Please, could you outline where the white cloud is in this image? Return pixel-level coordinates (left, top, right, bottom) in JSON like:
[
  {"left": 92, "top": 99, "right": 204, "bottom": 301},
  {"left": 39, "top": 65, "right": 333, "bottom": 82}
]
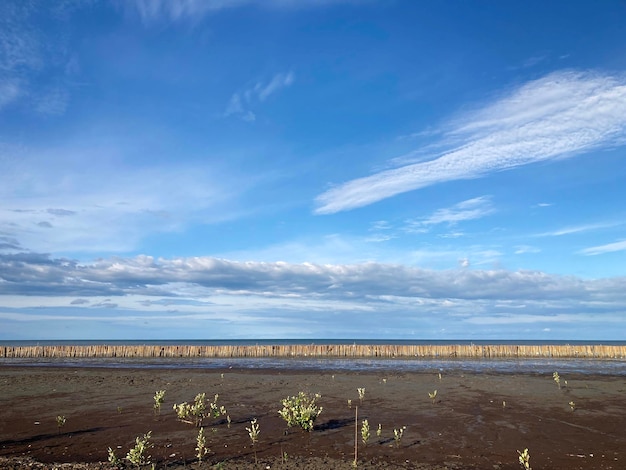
[
  {"left": 0, "top": 2, "right": 81, "bottom": 116},
  {"left": 315, "top": 70, "right": 626, "bottom": 214},
  {"left": 0, "top": 79, "right": 20, "bottom": 109},
  {"left": 514, "top": 245, "right": 541, "bottom": 255},
  {"left": 3, "top": 253, "right": 626, "bottom": 339},
  {"left": 422, "top": 196, "right": 494, "bottom": 226},
  {"left": 536, "top": 221, "right": 619, "bottom": 237},
  {"left": 225, "top": 72, "right": 295, "bottom": 121},
  {"left": 579, "top": 240, "right": 626, "bottom": 256},
  {"left": 0, "top": 144, "right": 243, "bottom": 254},
  {"left": 403, "top": 196, "right": 493, "bottom": 235},
  {"left": 257, "top": 72, "right": 294, "bottom": 101},
  {"left": 126, "top": 0, "right": 358, "bottom": 23}
]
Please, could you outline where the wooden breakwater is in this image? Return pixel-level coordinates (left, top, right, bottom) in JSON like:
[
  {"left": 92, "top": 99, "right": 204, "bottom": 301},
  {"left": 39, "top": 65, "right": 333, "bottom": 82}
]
[{"left": 1, "top": 344, "right": 625, "bottom": 359}]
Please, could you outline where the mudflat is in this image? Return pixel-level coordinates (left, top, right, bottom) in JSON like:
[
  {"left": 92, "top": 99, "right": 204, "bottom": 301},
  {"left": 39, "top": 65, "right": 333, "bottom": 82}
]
[{"left": 0, "top": 365, "right": 624, "bottom": 469}]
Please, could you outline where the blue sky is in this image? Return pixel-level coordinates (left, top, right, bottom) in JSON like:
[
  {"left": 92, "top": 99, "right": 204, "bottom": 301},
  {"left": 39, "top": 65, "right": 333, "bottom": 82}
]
[{"left": 2, "top": 0, "right": 626, "bottom": 340}]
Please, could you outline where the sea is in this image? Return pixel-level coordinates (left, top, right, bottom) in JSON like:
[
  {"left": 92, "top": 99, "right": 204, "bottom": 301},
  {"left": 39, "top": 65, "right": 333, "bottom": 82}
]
[{"left": 1, "top": 339, "right": 625, "bottom": 376}]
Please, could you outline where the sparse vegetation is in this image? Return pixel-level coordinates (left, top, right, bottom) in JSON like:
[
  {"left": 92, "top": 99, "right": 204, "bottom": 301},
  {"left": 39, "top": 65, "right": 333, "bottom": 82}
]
[
  {"left": 246, "top": 418, "right": 260, "bottom": 463},
  {"left": 357, "top": 387, "right": 365, "bottom": 402},
  {"left": 361, "top": 419, "right": 370, "bottom": 445},
  {"left": 393, "top": 426, "right": 406, "bottom": 447},
  {"left": 517, "top": 448, "right": 531, "bottom": 470},
  {"left": 56, "top": 415, "right": 66, "bottom": 434},
  {"left": 107, "top": 447, "right": 121, "bottom": 467},
  {"left": 376, "top": 423, "right": 382, "bottom": 437},
  {"left": 553, "top": 371, "right": 561, "bottom": 389},
  {"left": 173, "top": 393, "right": 227, "bottom": 427},
  {"left": 153, "top": 390, "right": 165, "bottom": 415},
  {"left": 126, "top": 431, "right": 152, "bottom": 468},
  {"left": 196, "top": 427, "right": 209, "bottom": 462},
  {"left": 279, "top": 391, "right": 322, "bottom": 432},
  {"left": 428, "top": 389, "right": 438, "bottom": 404}
]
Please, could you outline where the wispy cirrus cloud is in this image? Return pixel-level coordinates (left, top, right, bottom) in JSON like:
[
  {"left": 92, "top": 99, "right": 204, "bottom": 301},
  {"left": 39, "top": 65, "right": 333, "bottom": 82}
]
[
  {"left": 0, "top": 1, "right": 82, "bottom": 115},
  {"left": 225, "top": 72, "right": 294, "bottom": 121},
  {"left": 535, "top": 221, "right": 620, "bottom": 237},
  {"left": 401, "top": 196, "right": 493, "bottom": 237},
  {"left": 579, "top": 240, "right": 626, "bottom": 256},
  {"left": 126, "top": 0, "right": 359, "bottom": 23},
  {"left": 421, "top": 196, "right": 494, "bottom": 226},
  {"left": 0, "top": 142, "right": 243, "bottom": 254},
  {"left": 315, "top": 70, "right": 626, "bottom": 214}
]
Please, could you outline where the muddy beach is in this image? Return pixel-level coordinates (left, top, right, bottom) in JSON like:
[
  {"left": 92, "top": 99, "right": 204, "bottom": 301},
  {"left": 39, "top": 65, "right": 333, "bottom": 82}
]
[{"left": 0, "top": 364, "right": 625, "bottom": 469}]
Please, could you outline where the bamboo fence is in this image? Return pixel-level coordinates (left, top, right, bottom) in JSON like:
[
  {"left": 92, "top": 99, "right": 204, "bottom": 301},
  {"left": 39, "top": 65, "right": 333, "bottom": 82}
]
[{"left": 1, "top": 343, "right": 625, "bottom": 359}]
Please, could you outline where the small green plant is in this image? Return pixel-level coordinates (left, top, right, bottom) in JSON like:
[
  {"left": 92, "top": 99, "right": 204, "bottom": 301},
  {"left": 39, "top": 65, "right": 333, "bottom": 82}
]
[
  {"left": 246, "top": 418, "right": 260, "bottom": 445},
  {"left": 347, "top": 399, "right": 352, "bottom": 408},
  {"left": 438, "top": 372, "right": 442, "bottom": 381},
  {"left": 357, "top": 387, "right": 365, "bottom": 402},
  {"left": 126, "top": 431, "right": 152, "bottom": 468},
  {"left": 173, "top": 393, "right": 227, "bottom": 427},
  {"left": 246, "top": 418, "right": 260, "bottom": 463},
  {"left": 553, "top": 371, "right": 561, "bottom": 389},
  {"left": 428, "top": 389, "right": 438, "bottom": 404},
  {"left": 361, "top": 419, "right": 370, "bottom": 445},
  {"left": 376, "top": 423, "right": 382, "bottom": 437},
  {"left": 107, "top": 447, "right": 121, "bottom": 467},
  {"left": 153, "top": 390, "right": 166, "bottom": 415},
  {"left": 517, "top": 448, "right": 531, "bottom": 470},
  {"left": 56, "top": 415, "right": 66, "bottom": 434},
  {"left": 196, "top": 427, "right": 209, "bottom": 462},
  {"left": 227, "top": 414, "right": 232, "bottom": 428},
  {"left": 278, "top": 391, "right": 323, "bottom": 432},
  {"left": 393, "top": 426, "right": 406, "bottom": 447},
  {"left": 569, "top": 400, "right": 576, "bottom": 411}
]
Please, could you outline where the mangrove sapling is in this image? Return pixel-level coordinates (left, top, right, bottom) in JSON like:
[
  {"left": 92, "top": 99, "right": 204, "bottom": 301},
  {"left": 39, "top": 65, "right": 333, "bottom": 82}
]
[
  {"left": 553, "top": 371, "right": 561, "bottom": 389},
  {"left": 278, "top": 391, "right": 322, "bottom": 432},
  {"left": 246, "top": 418, "right": 260, "bottom": 463},
  {"left": 357, "top": 387, "right": 365, "bottom": 403},
  {"left": 173, "top": 392, "right": 227, "bottom": 427},
  {"left": 126, "top": 431, "right": 153, "bottom": 468},
  {"left": 56, "top": 415, "right": 66, "bottom": 434},
  {"left": 569, "top": 401, "right": 576, "bottom": 411},
  {"left": 376, "top": 423, "right": 382, "bottom": 438},
  {"left": 196, "top": 427, "right": 209, "bottom": 462},
  {"left": 393, "top": 426, "right": 406, "bottom": 448},
  {"left": 361, "top": 419, "right": 370, "bottom": 445},
  {"left": 107, "top": 447, "right": 121, "bottom": 468},
  {"left": 517, "top": 448, "right": 531, "bottom": 470},
  {"left": 428, "top": 389, "right": 438, "bottom": 404},
  {"left": 153, "top": 390, "right": 166, "bottom": 416}
]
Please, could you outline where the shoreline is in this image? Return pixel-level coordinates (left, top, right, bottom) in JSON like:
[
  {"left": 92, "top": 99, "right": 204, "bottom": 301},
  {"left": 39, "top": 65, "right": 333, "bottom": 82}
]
[{"left": 2, "top": 365, "right": 625, "bottom": 469}]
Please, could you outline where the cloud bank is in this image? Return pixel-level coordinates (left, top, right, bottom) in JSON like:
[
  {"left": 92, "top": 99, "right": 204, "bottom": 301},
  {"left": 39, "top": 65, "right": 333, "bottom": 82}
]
[
  {"left": 315, "top": 70, "right": 626, "bottom": 214},
  {"left": 2, "top": 253, "right": 625, "bottom": 305}
]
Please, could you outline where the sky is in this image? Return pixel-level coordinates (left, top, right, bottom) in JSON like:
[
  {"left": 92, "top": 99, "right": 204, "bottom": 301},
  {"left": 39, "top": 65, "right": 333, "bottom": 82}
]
[{"left": 1, "top": 0, "right": 626, "bottom": 340}]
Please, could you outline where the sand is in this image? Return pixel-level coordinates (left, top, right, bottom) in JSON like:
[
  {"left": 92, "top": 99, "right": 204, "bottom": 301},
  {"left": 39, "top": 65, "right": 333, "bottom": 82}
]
[{"left": 0, "top": 364, "right": 625, "bottom": 469}]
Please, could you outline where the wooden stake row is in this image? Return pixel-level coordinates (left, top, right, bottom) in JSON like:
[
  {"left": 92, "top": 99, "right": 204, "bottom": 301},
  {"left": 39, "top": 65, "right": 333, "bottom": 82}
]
[{"left": 1, "top": 343, "right": 625, "bottom": 359}]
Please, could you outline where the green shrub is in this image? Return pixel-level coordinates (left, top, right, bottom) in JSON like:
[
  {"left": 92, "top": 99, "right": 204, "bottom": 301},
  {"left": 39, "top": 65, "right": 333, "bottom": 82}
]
[{"left": 278, "top": 391, "right": 322, "bottom": 432}]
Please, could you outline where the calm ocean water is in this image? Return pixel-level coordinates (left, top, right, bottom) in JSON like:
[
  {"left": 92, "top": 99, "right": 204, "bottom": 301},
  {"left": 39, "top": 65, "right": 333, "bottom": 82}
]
[{"left": 2, "top": 339, "right": 625, "bottom": 375}]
